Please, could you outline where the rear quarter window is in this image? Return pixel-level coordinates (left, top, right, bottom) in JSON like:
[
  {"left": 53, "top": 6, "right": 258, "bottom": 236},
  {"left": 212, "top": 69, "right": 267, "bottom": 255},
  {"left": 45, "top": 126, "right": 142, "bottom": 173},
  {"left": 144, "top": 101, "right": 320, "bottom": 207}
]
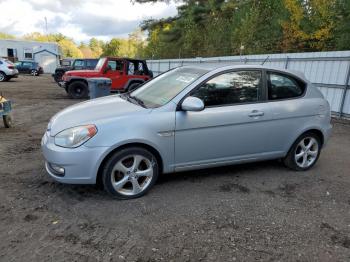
[{"left": 267, "top": 72, "right": 306, "bottom": 100}]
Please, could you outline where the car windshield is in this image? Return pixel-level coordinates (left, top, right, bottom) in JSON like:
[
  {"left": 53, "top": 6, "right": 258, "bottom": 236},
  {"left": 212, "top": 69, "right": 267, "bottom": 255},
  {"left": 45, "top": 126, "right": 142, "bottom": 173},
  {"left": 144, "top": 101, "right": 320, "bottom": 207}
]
[
  {"left": 130, "top": 67, "right": 208, "bottom": 108},
  {"left": 95, "top": 58, "right": 106, "bottom": 70}
]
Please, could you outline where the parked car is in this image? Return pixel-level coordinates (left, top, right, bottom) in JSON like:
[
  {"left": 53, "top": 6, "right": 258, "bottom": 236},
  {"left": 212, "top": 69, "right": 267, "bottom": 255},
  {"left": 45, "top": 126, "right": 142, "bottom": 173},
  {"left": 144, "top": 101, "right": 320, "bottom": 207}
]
[
  {"left": 15, "top": 61, "right": 43, "bottom": 76},
  {"left": 42, "top": 64, "right": 332, "bottom": 199},
  {"left": 52, "top": 58, "right": 98, "bottom": 83},
  {"left": 59, "top": 57, "right": 153, "bottom": 99},
  {"left": 0, "top": 58, "right": 19, "bottom": 82}
]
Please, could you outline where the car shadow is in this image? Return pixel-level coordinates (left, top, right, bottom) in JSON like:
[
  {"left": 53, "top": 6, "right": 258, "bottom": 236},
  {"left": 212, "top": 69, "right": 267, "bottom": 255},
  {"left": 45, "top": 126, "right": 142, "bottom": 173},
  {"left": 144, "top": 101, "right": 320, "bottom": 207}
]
[
  {"left": 157, "top": 160, "right": 284, "bottom": 184},
  {"left": 41, "top": 160, "right": 286, "bottom": 201}
]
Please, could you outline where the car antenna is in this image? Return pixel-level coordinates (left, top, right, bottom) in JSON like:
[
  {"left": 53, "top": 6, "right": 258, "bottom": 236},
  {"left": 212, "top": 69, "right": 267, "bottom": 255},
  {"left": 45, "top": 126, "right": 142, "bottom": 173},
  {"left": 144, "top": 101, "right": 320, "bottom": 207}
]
[{"left": 261, "top": 56, "right": 270, "bottom": 65}]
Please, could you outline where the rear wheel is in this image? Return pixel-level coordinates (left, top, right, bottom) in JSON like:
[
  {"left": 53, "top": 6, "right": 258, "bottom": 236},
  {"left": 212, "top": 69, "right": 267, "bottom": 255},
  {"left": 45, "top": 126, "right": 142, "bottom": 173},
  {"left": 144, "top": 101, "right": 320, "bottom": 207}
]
[
  {"left": 67, "top": 81, "right": 88, "bottom": 99},
  {"left": 102, "top": 147, "right": 159, "bottom": 199},
  {"left": 3, "top": 114, "right": 13, "bottom": 128},
  {"left": 283, "top": 132, "right": 321, "bottom": 171},
  {"left": 31, "top": 69, "right": 39, "bottom": 76},
  {"left": 0, "top": 72, "right": 6, "bottom": 82}
]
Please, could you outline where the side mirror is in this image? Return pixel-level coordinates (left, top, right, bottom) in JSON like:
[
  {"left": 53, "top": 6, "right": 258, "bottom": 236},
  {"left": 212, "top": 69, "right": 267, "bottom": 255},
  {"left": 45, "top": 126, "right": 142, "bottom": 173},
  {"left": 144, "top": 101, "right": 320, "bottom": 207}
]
[{"left": 181, "top": 96, "right": 204, "bottom": 112}]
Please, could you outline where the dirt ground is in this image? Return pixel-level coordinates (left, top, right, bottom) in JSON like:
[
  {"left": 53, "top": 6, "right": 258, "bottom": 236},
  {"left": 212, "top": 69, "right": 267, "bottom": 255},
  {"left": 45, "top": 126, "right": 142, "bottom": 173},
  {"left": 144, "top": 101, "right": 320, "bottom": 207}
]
[{"left": 0, "top": 75, "right": 350, "bottom": 262}]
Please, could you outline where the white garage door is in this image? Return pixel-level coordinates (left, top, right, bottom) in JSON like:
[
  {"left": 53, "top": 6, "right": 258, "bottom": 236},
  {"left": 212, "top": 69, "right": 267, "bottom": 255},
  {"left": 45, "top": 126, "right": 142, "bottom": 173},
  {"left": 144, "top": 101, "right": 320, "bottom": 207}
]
[{"left": 37, "top": 54, "right": 57, "bottom": 73}]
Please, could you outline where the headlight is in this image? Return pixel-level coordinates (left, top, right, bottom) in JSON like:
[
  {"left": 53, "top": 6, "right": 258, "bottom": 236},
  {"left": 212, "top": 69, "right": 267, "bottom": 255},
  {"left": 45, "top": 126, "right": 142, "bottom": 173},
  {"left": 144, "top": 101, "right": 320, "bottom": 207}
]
[{"left": 54, "top": 125, "right": 97, "bottom": 148}]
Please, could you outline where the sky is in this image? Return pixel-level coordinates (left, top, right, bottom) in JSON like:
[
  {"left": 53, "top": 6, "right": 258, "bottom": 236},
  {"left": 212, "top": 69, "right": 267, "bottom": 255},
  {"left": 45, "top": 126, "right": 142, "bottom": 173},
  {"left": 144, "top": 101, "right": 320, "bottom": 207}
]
[{"left": 0, "top": 0, "right": 178, "bottom": 42}]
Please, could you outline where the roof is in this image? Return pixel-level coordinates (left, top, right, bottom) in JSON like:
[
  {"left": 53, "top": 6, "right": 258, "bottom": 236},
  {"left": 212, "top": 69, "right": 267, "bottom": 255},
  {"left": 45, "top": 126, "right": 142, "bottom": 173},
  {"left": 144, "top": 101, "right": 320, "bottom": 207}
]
[
  {"left": 33, "top": 49, "right": 59, "bottom": 56},
  {"left": 0, "top": 38, "right": 59, "bottom": 46},
  {"left": 180, "top": 63, "right": 308, "bottom": 82}
]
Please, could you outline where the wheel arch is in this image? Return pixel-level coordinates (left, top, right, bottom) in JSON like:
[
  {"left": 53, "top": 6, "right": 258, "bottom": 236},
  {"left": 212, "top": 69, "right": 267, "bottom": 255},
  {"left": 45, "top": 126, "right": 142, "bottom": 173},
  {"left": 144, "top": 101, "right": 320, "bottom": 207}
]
[
  {"left": 124, "top": 79, "right": 145, "bottom": 90},
  {"left": 67, "top": 77, "right": 88, "bottom": 87},
  {"left": 96, "top": 142, "right": 164, "bottom": 186},
  {"left": 286, "top": 128, "right": 325, "bottom": 155}
]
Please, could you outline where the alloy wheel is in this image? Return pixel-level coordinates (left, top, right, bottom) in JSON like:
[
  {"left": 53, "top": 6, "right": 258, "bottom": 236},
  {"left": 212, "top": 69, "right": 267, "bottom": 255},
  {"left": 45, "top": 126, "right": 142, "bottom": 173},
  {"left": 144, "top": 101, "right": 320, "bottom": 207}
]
[
  {"left": 294, "top": 137, "right": 319, "bottom": 168},
  {"left": 110, "top": 154, "right": 154, "bottom": 196}
]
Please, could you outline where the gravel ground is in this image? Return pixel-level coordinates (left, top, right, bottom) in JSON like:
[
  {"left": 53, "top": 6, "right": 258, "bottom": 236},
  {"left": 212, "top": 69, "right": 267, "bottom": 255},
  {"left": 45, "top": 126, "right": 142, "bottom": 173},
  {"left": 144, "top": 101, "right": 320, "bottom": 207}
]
[{"left": 0, "top": 75, "right": 350, "bottom": 262}]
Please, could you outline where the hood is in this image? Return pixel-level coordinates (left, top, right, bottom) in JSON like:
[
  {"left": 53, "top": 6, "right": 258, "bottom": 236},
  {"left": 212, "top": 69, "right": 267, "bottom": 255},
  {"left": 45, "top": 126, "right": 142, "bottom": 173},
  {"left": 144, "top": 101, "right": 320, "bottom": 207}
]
[
  {"left": 49, "top": 95, "right": 147, "bottom": 136},
  {"left": 65, "top": 70, "right": 100, "bottom": 77}
]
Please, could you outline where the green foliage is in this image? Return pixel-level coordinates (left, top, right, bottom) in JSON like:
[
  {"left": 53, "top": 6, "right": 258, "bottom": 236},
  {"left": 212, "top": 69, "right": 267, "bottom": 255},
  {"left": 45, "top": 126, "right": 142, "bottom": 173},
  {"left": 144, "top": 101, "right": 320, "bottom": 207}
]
[
  {"left": 0, "top": 32, "right": 15, "bottom": 39},
  {"left": 22, "top": 32, "right": 83, "bottom": 58},
  {"left": 139, "top": 0, "right": 350, "bottom": 58},
  {"left": 102, "top": 38, "right": 121, "bottom": 57}
]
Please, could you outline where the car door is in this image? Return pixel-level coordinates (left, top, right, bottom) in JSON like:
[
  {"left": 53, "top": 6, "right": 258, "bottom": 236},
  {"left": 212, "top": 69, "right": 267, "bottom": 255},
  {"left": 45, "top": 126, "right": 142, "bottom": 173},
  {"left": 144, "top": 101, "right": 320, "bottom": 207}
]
[
  {"left": 104, "top": 59, "right": 125, "bottom": 89},
  {"left": 174, "top": 70, "right": 276, "bottom": 170},
  {"left": 22, "top": 62, "right": 32, "bottom": 73}
]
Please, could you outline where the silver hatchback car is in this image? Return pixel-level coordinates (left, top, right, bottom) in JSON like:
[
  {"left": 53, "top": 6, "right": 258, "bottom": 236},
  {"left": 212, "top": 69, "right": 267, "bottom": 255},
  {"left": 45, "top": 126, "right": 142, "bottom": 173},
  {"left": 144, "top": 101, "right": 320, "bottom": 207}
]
[{"left": 42, "top": 65, "right": 332, "bottom": 199}]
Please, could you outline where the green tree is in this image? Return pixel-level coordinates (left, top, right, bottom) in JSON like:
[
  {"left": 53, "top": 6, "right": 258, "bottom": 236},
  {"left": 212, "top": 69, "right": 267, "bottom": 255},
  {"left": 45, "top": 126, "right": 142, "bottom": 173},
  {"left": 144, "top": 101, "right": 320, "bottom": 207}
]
[
  {"left": 58, "top": 39, "right": 83, "bottom": 58},
  {"left": 102, "top": 38, "right": 121, "bottom": 56},
  {"left": 0, "top": 32, "right": 15, "bottom": 39},
  {"left": 89, "top": 38, "right": 104, "bottom": 57}
]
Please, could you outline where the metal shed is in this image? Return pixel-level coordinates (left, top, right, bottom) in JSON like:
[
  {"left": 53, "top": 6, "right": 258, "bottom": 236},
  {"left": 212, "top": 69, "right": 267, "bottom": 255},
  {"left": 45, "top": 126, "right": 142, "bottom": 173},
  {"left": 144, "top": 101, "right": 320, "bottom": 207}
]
[{"left": 0, "top": 39, "right": 61, "bottom": 73}]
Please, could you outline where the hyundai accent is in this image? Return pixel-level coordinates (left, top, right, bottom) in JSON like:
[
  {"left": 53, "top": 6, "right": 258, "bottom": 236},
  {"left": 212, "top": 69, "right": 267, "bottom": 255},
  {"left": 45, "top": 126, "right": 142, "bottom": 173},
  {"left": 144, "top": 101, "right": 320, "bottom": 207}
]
[{"left": 41, "top": 65, "right": 332, "bottom": 199}]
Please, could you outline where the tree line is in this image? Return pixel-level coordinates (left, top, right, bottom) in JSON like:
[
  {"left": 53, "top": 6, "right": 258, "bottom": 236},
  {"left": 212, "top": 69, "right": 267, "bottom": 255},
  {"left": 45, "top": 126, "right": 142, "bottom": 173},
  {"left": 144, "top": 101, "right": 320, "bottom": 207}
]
[
  {"left": 138, "top": 0, "right": 350, "bottom": 59},
  {"left": 0, "top": 31, "right": 145, "bottom": 59},
  {"left": 1, "top": 0, "right": 349, "bottom": 59}
]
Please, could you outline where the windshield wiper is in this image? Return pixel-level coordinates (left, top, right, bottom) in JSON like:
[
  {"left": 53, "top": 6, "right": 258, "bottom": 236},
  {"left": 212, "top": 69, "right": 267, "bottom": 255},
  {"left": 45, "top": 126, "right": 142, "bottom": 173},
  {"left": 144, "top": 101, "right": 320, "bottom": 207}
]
[
  {"left": 129, "top": 95, "right": 147, "bottom": 108},
  {"left": 121, "top": 93, "right": 146, "bottom": 108}
]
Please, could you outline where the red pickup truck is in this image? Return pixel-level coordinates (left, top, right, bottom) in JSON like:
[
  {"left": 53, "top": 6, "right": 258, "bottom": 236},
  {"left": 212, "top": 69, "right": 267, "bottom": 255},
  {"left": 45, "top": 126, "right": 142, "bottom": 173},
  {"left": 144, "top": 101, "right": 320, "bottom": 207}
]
[{"left": 60, "top": 57, "right": 153, "bottom": 99}]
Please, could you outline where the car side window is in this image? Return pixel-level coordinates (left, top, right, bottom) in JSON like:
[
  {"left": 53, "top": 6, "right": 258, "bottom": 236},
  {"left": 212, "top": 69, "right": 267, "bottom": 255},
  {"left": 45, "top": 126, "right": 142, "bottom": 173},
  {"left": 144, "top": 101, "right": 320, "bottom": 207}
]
[
  {"left": 268, "top": 73, "right": 305, "bottom": 100},
  {"left": 23, "top": 62, "right": 32, "bottom": 67},
  {"left": 192, "top": 70, "right": 262, "bottom": 107},
  {"left": 108, "top": 60, "right": 123, "bottom": 71},
  {"left": 74, "top": 60, "right": 84, "bottom": 67},
  {"left": 86, "top": 60, "right": 97, "bottom": 68}
]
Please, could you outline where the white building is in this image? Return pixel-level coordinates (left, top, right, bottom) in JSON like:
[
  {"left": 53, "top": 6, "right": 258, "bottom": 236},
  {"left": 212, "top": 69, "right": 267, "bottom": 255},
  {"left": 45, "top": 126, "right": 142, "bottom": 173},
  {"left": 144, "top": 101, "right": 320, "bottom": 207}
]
[{"left": 0, "top": 39, "right": 61, "bottom": 73}]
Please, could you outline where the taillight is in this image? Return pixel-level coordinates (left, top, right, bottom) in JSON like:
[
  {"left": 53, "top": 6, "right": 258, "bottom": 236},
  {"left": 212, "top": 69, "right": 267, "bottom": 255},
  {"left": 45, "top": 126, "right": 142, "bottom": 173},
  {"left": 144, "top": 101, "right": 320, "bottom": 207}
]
[{"left": 8, "top": 65, "right": 14, "bottom": 69}]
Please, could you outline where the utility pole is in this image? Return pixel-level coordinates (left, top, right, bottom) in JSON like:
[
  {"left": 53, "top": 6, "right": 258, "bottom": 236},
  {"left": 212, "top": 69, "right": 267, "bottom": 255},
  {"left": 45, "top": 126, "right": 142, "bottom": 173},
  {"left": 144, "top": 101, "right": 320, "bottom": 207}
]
[{"left": 45, "top": 17, "right": 48, "bottom": 40}]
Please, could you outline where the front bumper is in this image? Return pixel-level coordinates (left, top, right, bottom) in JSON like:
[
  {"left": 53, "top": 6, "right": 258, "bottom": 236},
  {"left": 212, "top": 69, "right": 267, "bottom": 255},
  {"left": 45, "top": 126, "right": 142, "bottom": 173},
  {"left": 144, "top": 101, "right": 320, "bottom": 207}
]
[{"left": 41, "top": 131, "right": 108, "bottom": 184}]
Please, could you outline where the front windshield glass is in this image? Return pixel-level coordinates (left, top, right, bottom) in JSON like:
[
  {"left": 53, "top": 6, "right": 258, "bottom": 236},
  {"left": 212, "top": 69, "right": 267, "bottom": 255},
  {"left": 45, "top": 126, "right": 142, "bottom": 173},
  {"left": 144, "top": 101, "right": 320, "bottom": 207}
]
[
  {"left": 130, "top": 67, "right": 208, "bottom": 108},
  {"left": 95, "top": 58, "right": 106, "bottom": 70}
]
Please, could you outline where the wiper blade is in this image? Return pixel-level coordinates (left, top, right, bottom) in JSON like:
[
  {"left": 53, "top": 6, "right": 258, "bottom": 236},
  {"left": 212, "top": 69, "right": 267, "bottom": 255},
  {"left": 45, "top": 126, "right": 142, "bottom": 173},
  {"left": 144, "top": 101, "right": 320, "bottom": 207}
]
[
  {"left": 130, "top": 95, "right": 147, "bottom": 108},
  {"left": 121, "top": 93, "right": 146, "bottom": 108}
]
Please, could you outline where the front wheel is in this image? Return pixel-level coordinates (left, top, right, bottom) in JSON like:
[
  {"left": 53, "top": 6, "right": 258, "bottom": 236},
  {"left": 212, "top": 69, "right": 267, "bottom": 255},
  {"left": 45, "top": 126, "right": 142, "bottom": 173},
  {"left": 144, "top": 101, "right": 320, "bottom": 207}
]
[
  {"left": 102, "top": 147, "right": 159, "bottom": 199},
  {"left": 283, "top": 132, "right": 321, "bottom": 171},
  {"left": 54, "top": 72, "right": 64, "bottom": 82},
  {"left": 67, "top": 81, "right": 88, "bottom": 99}
]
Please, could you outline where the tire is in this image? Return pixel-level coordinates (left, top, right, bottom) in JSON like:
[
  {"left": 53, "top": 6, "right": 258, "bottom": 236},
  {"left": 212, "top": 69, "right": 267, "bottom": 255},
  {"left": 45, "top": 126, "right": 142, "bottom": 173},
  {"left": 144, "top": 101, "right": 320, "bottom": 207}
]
[
  {"left": 67, "top": 81, "right": 88, "bottom": 99},
  {"left": 31, "top": 69, "right": 38, "bottom": 76},
  {"left": 3, "top": 114, "right": 13, "bottom": 128},
  {"left": 0, "top": 72, "right": 7, "bottom": 82},
  {"left": 126, "top": 82, "right": 142, "bottom": 92},
  {"left": 102, "top": 147, "right": 159, "bottom": 199},
  {"left": 283, "top": 132, "right": 322, "bottom": 171},
  {"left": 54, "top": 72, "right": 64, "bottom": 82}
]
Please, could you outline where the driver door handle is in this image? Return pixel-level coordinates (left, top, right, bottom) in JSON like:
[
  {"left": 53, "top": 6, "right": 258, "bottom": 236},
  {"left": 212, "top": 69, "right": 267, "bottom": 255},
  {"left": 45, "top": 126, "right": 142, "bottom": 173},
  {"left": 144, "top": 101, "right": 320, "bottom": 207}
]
[{"left": 248, "top": 110, "right": 264, "bottom": 117}]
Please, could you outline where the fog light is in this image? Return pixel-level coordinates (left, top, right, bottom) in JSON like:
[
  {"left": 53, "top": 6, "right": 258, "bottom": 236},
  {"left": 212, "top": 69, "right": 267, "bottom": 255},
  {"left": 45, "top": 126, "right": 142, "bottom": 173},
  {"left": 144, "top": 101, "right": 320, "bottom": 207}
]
[{"left": 49, "top": 163, "right": 65, "bottom": 176}]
